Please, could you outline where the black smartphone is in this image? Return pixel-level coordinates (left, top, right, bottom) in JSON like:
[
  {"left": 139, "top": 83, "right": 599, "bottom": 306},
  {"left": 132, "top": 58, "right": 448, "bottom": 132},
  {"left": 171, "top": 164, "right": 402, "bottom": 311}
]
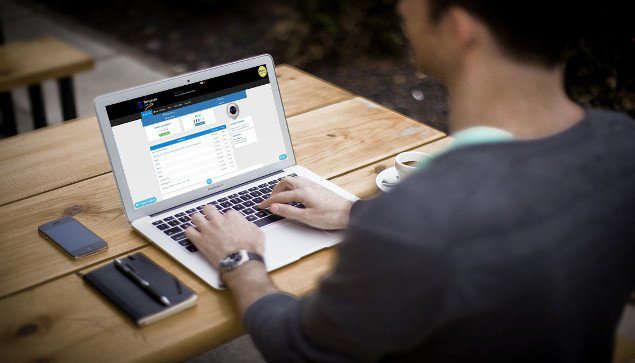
[{"left": 38, "top": 217, "right": 108, "bottom": 259}]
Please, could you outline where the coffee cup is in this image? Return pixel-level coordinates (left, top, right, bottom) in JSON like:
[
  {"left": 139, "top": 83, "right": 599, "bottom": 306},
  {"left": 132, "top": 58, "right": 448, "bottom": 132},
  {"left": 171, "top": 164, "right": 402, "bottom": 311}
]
[{"left": 395, "top": 151, "right": 429, "bottom": 180}]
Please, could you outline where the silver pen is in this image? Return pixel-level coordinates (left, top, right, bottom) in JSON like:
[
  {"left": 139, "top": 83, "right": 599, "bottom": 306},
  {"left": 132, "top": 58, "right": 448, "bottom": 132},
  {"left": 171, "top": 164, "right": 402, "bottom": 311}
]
[{"left": 114, "top": 258, "right": 171, "bottom": 306}]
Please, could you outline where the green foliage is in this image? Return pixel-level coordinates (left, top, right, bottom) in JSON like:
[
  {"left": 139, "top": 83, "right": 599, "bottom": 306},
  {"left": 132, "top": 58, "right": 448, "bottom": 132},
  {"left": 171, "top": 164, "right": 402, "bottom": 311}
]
[
  {"left": 565, "top": 37, "right": 634, "bottom": 117},
  {"left": 271, "top": 1, "right": 634, "bottom": 118},
  {"left": 270, "top": 0, "right": 406, "bottom": 66}
]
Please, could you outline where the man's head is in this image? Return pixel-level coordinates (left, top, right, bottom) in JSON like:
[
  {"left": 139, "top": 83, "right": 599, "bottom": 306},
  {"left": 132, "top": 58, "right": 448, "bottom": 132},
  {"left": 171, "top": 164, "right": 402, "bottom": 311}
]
[{"left": 398, "top": 0, "right": 581, "bottom": 80}]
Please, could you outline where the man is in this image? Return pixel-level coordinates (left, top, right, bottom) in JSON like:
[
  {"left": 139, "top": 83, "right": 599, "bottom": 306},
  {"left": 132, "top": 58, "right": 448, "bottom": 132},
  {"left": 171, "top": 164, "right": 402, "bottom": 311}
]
[{"left": 186, "top": 0, "right": 635, "bottom": 361}]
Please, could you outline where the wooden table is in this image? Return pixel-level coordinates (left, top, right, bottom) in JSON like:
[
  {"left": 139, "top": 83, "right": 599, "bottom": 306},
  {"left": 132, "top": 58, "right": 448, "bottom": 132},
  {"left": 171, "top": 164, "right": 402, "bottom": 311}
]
[{"left": 0, "top": 65, "right": 448, "bottom": 362}]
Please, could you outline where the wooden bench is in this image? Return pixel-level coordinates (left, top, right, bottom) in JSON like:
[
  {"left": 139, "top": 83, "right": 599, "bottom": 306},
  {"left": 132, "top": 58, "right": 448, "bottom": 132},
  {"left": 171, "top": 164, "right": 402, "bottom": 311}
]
[{"left": 0, "top": 35, "right": 95, "bottom": 136}]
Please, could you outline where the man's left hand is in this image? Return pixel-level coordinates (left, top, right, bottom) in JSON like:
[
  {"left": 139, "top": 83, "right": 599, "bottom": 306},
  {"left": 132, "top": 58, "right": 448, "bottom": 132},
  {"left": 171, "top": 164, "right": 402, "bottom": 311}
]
[{"left": 185, "top": 206, "right": 265, "bottom": 269}]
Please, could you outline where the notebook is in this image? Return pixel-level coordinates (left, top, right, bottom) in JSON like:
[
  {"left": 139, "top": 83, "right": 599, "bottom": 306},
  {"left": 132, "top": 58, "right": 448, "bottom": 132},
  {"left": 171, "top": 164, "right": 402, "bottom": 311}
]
[{"left": 83, "top": 252, "right": 198, "bottom": 326}]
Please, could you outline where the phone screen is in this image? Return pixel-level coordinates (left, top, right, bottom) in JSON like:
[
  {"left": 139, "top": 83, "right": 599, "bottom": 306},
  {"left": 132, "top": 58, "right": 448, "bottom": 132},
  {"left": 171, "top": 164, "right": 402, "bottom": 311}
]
[{"left": 39, "top": 217, "right": 107, "bottom": 257}]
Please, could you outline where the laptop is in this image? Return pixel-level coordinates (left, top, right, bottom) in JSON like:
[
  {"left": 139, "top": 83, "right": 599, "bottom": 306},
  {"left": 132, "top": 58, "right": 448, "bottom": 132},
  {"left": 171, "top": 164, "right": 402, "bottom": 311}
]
[{"left": 94, "top": 54, "right": 358, "bottom": 289}]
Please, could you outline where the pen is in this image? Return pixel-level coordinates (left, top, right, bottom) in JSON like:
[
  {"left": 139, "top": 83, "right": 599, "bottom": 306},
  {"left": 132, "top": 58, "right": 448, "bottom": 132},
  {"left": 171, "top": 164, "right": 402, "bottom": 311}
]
[{"left": 114, "top": 258, "right": 171, "bottom": 306}]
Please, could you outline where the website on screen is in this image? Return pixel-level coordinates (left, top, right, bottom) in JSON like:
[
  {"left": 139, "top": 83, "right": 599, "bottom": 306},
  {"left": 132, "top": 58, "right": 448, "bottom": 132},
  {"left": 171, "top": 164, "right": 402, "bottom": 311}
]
[{"left": 106, "top": 65, "right": 289, "bottom": 209}]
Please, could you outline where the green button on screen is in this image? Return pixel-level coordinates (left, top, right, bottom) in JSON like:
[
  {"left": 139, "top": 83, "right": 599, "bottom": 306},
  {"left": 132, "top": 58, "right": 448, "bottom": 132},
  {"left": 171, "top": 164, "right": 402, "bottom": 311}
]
[{"left": 159, "top": 131, "right": 170, "bottom": 137}]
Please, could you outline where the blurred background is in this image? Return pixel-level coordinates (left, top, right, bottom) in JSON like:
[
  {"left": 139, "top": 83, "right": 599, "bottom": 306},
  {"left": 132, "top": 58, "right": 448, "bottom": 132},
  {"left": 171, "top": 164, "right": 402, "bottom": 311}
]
[
  {"left": 1, "top": 0, "right": 633, "bottom": 137},
  {"left": 1, "top": 1, "right": 634, "bottom": 361}
]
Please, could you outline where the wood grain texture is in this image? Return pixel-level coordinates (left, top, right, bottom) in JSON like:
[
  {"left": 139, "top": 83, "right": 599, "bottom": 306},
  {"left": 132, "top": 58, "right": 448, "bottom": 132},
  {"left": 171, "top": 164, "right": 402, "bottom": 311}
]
[
  {"left": 0, "top": 135, "right": 446, "bottom": 299},
  {"left": 275, "top": 65, "right": 353, "bottom": 117},
  {"left": 0, "top": 118, "right": 110, "bottom": 206},
  {"left": 0, "top": 85, "right": 436, "bottom": 207},
  {"left": 0, "top": 65, "right": 352, "bottom": 206},
  {"left": 0, "top": 36, "right": 95, "bottom": 92},
  {"left": 0, "top": 67, "right": 449, "bottom": 361},
  {"left": 0, "top": 245, "right": 334, "bottom": 362},
  {"left": 0, "top": 100, "right": 443, "bottom": 297},
  {"left": 0, "top": 135, "right": 452, "bottom": 357},
  {"left": 0, "top": 173, "right": 146, "bottom": 299},
  {"left": 289, "top": 97, "right": 445, "bottom": 179},
  {"left": 330, "top": 137, "right": 454, "bottom": 199}
]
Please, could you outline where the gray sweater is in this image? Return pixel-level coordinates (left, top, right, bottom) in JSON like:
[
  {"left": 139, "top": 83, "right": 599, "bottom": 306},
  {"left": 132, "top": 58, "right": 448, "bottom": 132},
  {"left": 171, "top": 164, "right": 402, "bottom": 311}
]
[{"left": 244, "top": 109, "right": 635, "bottom": 362}]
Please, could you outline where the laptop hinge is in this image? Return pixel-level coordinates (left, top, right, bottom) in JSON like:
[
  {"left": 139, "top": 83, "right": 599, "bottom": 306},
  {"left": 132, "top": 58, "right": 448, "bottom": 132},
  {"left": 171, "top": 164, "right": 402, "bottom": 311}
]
[{"left": 149, "top": 169, "right": 286, "bottom": 217}]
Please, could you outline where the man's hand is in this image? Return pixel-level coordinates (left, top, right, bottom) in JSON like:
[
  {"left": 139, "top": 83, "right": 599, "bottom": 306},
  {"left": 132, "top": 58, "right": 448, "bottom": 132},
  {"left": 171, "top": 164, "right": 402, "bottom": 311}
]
[
  {"left": 258, "top": 176, "right": 353, "bottom": 230},
  {"left": 185, "top": 207, "right": 278, "bottom": 315},
  {"left": 185, "top": 206, "right": 264, "bottom": 268}
]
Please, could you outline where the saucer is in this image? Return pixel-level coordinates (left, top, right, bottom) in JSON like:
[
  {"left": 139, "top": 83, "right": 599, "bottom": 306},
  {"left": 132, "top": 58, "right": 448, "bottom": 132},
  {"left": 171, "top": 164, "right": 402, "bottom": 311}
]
[{"left": 376, "top": 166, "right": 400, "bottom": 192}]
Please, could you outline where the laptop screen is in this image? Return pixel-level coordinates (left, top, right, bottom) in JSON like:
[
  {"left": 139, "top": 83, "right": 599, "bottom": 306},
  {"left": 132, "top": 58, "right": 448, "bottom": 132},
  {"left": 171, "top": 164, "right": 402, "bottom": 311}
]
[{"left": 105, "top": 65, "right": 289, "bottom": 209}]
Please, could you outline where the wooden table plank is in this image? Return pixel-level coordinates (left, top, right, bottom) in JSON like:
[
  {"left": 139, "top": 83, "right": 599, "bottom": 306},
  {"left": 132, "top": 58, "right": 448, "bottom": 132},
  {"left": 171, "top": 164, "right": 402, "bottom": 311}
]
[
  {"left": 0, "top": 65, "right": 352, "bottom": 206},
  {"left": 289, "top": 97, "right": 445, "bottom": 179},
  {"left": 275, "top": 65, "right": 353, "bottom": 117},
  {"left": 330, "top": 137, "right": 453, "bottom": 199},
  {"left": 0, "top": 65, "right": 447, "bottom": 361},
  {"left": 0, "top": 36, "right": 95, "bottom": 92},
  {"left": 0, "top": 136, "right": 450, "bottom": 358},
  {"left": 0, "top": 91, "right": 442, "bottom": 297},
  {"left": 1, "top": 245, "right": 335, "bottom": 362},
  {"left": 0, "top": 173, "right": 146, "bottom": 299},
  {"left": 0, "top": 118, "right": 110, "bottom": 207},
  {"left": 0, "top": 120, "right": 442, "bottom": 298}
]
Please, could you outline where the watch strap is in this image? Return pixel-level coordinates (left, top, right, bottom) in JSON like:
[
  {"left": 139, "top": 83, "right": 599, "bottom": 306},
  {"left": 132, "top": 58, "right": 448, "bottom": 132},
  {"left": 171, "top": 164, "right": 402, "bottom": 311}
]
[{"left": 218, "top": 250, "right": 264, "bottom": 274}]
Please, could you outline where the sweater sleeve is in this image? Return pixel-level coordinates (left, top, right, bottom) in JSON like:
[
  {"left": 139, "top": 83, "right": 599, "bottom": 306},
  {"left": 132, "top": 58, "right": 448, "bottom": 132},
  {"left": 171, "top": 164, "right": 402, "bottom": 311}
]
[{"left": 243, "top": 200, "right": 455, "bottom": 362}]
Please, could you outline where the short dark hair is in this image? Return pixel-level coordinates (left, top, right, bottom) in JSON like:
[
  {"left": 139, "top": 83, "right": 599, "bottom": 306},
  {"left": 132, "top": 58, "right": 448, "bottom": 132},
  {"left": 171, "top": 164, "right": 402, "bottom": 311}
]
[{"left": 426, "top": 0, "right": 583, "bottom": 67}]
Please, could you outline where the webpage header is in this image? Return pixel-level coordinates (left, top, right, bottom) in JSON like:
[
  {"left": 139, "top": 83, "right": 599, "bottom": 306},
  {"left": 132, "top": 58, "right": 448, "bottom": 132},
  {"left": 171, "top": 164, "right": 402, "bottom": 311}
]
[{"left": 106, "top": 65, "right": 269, "bottom": 126}]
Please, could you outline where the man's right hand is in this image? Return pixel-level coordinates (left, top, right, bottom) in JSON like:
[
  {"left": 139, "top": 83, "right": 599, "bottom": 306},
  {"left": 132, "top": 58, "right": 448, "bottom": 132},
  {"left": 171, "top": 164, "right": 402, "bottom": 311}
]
[{"left": 258, "top": 176, "right": 353, "bottom": 230}]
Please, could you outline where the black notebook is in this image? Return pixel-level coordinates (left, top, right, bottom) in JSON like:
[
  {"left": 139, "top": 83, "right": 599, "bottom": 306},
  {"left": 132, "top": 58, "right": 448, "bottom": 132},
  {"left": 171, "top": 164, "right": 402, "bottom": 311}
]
[{"left": 83, "top": 252, "right": 198, "bottom": 326}]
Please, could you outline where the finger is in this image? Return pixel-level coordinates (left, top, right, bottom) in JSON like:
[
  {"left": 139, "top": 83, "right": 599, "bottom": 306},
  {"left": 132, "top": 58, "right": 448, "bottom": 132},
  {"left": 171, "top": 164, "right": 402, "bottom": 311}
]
[
  {"left": 185, "top": 226, "right": 218, "bottom": 266},
  {"left": 224, "top": 209, "right": 246, "bottom": 222},
  {"left": 202, "top": 205, "right": 223, "bottom": 225},
  {"left": 259, "top": 190, "right": 302, "bottom": 208},
  {"left": 270, "top": 180, "right": 291, "bottom": 195},
  {"left": 269, "top": 203, "right": 307, "bottom": 223},
  {"left": 271, "top": 176, "right": 299, "bottom": 195},
  {"left": 185, "top": 225, "right": 202, "bottom": 244},
  {"left": 190, "top": 212, "right": 211, "bottom": 232}
]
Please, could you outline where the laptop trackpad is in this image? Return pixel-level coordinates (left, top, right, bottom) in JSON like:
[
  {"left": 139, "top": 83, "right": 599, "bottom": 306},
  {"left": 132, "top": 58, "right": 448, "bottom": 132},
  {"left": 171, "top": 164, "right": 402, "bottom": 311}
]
[{"left": 263, "top": 221, "right": 339, "bottom": 271}]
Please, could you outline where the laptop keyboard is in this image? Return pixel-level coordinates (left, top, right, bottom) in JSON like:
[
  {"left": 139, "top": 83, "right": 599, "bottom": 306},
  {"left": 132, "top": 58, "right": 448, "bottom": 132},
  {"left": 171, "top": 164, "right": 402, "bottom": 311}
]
[{"left": 151, "top": 173, "right": 303, "bottom": 253}]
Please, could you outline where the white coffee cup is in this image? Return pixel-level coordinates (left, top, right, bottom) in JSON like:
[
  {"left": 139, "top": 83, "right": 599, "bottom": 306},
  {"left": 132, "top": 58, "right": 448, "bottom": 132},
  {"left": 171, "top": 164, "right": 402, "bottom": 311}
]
[{"left": 395, "top": 151, "right": 429, "bottom": 180}]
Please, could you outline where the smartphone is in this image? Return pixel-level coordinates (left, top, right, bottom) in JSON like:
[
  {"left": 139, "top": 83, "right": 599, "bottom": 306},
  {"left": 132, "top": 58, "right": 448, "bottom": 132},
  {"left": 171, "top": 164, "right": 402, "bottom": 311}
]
[{"left": 38, "top": 217, "right": 108, "bottom": 259}]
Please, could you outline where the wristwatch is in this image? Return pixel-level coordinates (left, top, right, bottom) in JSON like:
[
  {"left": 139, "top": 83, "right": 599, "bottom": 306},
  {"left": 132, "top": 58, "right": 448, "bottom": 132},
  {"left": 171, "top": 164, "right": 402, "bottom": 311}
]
[{"left": 218, "top": 250, "right": 264, "bottom": 274}]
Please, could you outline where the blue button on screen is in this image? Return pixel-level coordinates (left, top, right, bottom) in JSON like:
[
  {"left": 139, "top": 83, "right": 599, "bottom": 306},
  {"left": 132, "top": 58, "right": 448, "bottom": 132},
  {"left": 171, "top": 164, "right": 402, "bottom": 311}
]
[
  {"left": 278, "top": 153, "right": 288, "bottom": 160},
  {"left": 206, "top": 178, "right": 213, "bottom": 184},
  {"left": 134, "top": 196, "right": 157, "bottom": 209}
]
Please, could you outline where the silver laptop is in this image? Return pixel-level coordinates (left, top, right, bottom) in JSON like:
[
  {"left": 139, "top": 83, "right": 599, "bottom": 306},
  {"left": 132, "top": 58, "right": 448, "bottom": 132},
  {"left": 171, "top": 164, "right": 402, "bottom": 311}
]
[{"left": 94, "top": 54, "right": 357, "bottom": 289}]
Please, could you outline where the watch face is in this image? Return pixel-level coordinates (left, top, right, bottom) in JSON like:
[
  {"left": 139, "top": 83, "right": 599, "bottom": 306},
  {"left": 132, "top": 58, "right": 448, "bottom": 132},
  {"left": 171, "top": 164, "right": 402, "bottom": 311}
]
[
  {"left": 229, "top": 252, "right": 241, "bottom": 261},
  {"left": 220, "top": 252, "right": 241, "bottom": 269}
]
